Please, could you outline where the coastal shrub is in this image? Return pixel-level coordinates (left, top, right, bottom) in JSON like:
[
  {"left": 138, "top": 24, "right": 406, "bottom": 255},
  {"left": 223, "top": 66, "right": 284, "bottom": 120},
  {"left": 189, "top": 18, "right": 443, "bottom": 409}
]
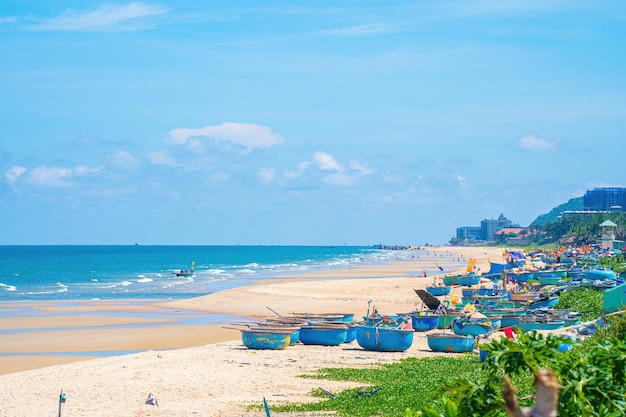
[
  {"left": 267, "top": 356, "right": 487, "bottom": 417},
  {"left": 553, "top": 287, "right": 603, "bottom": 322},
  {"left": 411, "top": 330, "right": 626, "bottom": 417}
]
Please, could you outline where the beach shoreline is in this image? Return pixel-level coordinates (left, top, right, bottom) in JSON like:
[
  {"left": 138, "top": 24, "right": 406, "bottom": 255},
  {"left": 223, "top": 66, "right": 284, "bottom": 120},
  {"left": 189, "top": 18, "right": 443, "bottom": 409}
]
[{"left": 0, "top": 245, "right": 505, "bottom": 416}]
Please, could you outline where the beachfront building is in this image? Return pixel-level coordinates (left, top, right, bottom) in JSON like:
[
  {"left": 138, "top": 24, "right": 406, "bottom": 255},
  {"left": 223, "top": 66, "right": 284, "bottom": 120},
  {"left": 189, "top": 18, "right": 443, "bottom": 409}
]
[
  {"left": 453, "top": 213, "right": 520, "bottom": 245},
  {"left": 584, "top": 187, "right": 626, "bottom": 212},
  {"left": 599, "top": 219, "right": 622, "bottom": 250},
  {"left": 481, "top": 213, "right": 517, "bottom": 241},
  {"left": 455, "top": 226, "right": 482, "bottom": 242}
]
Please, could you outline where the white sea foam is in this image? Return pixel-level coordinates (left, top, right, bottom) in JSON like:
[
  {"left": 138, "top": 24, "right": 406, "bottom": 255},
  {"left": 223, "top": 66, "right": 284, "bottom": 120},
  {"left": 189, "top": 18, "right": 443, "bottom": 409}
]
[
  {"left": 137, "top": 277, "right": 153, "bottom": 283},
  {"left": 120, "top": 281, "right": 133, "bottom": 287},
  {"left": 235, "top": 269, "right": 256, "bottom": 275},
  {"left": 0, "top": 283, "right": 16, "bottom": 291}
]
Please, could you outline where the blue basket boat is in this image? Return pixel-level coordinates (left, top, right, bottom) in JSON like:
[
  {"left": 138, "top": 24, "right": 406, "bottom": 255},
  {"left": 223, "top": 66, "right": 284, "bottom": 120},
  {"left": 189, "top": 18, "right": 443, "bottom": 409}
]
[
  {"left": 411, "top": 313, "right": 440, "bottom": 332},
  {"left": 427, "top": 333, "right": 475, "bottom": 353},
  {"left": 442, "top": 273, "right": 481, "bottom": 286},
  {"left": 426, "top": 286, "right": 451, "bottom": 296},
  {"left": 355, "top": 325, "right": 414, "bottom": 352},
  {"left": 299, "top": 324, "right": 348, "bottom": 346},
  {"left": 452, "top": 317, "right": 497, "bottom": 337},
  {"left": 249, "top": 325, "right": 301, "bottom": 345},
  {"left": 527, "top": 295, "right": 558, "bottom": 310},
  {"left": 344, "top": 324, "right": 358, "bottom": 343},
  {"left": 241, "top": 329, "right": 292, "bottom": 350}
]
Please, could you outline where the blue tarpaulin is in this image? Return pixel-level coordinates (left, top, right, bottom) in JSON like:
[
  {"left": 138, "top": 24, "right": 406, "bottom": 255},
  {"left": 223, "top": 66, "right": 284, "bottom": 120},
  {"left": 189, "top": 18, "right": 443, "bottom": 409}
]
[{"left": 507, "top": 251, "right": 526, "bottom": 260}]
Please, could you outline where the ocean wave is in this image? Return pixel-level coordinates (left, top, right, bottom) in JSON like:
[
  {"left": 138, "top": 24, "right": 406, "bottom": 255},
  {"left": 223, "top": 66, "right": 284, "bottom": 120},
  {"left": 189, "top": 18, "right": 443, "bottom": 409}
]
[
  {"left": 234, "top": 269, "right": 256, "bottom": 275},
  {"left": 136, "top": 277, "right": 153, "bottom": 283},
  {"left": 120, "top": 281, "right": 133, "bottom": 287},
  {"left": 0, "top": 283, "right": 16, "bottom": 291}
]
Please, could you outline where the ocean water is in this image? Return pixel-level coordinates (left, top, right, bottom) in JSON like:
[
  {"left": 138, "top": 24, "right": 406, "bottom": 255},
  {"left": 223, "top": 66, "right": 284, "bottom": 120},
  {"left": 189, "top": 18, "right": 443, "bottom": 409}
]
[{"left": 0, "top": 245, "right": 405, "bottom": 301}]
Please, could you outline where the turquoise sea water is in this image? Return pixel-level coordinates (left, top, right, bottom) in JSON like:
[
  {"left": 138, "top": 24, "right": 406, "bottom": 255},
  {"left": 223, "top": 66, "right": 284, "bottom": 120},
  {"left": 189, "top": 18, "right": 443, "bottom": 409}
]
[{"left": 0, "top": 245, "right": 403, "bottom": 301}]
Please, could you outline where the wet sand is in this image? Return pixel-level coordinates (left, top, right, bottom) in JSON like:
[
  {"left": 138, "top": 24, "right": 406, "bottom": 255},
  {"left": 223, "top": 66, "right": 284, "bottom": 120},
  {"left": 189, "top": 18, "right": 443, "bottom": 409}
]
[{"left": 0, "top": 246, "right": 504, "bottom": 416}]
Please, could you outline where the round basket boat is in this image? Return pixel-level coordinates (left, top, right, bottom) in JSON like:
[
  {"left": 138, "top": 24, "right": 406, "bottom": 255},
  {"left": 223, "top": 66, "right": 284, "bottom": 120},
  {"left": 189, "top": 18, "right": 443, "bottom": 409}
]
[
  {"left": 411, "top": 313, "right": 440, "bottom": 332},
  {"left": 241, "top": 329, "right": 292, "bottom": 350},
  {"left": 427, "top": 333, "right": 475, "bottom": 353},
  {"left": 355, "top": 325, "right": 414, "bottom": 352},
  {"left": 299, "top": 324, "right": 348, "bottom": 346}
]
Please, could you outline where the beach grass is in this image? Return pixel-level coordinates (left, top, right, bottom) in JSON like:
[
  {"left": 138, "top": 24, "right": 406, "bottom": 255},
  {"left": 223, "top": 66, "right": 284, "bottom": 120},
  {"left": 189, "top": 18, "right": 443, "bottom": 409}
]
[{"left": 260, "top": 356, "right": 534, "bottom": 417}]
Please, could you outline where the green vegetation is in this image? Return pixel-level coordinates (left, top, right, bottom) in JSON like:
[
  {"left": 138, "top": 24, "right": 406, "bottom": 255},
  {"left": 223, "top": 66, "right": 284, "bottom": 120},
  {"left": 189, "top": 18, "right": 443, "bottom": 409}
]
[
  {"left": 264, "top": 290, "right": 625, "bottom": 417},
  {"left": 553, "top": 288, "right": 604, "bottom": 322},
  {"left": 531, "top": 211, "right": 626, "bottom": 246},
  {"left": 268, "top": 356, "right": 490, "bottom": 417}
]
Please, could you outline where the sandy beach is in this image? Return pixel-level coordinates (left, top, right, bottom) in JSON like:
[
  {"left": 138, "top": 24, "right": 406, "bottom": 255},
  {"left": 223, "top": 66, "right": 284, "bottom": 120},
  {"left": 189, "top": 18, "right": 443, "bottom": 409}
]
[{"left": 0, "top": 246, "right": 505, "bottom": 417}]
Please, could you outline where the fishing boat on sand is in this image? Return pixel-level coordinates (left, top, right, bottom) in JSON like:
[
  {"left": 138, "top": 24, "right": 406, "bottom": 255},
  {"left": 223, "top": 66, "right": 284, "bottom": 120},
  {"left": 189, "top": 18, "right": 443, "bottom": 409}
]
[
  {"left": 410, "top": 312, "right": 440, "bottom": 331},
  {"left": 355, "top": 325, "right": 414, "bottom": 352},
  {"left": 240, "top": 328, "right": 293, "bottom": 350},
  {"left": 426, "top": 285, "right": 451, "bottom": 296},
  {"left": 298, "top": 323, "right": 348, "bottom": 346},
  {"left": 427, "top": 333, "right": 475, "bottom": 353}
]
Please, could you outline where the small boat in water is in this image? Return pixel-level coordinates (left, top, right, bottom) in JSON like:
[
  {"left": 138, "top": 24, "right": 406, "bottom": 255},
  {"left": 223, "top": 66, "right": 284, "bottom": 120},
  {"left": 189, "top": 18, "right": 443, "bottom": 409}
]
[
  {"left": 355, "top": 325, "right": 414, "bottom": 352},
  {"left": 427, "top": 332, "right": 475, "bottom": 353}
]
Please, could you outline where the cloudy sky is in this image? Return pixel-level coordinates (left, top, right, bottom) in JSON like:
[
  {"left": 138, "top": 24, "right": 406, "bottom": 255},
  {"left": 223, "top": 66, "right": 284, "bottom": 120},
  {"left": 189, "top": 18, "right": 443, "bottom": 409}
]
[{"left": 1, "top": 1, "right": 625, "bottom": 245}]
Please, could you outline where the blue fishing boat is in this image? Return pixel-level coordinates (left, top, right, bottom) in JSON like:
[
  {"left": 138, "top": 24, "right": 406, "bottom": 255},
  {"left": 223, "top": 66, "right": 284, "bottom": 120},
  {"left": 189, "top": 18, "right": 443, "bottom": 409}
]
[
  {"left": 506, "top": 271, "right": 535, "bottom": 283},
  {"left": 433, "top": 312, "right": 463, "bottom": 329},
  {"left": 298, "top": 324, "right": 348, "bottom": 346},
  {"left": 355, "top": 325, "right": 414, "bottom": 352},
  {"left": 527, "top": 295, "right": 558, "bottom": 310},
  {"left": 585, "top": 269, "right": 617, "bottom": 281},
  {"left": 537, "top": 273, "right": 562, "bottom": 286},
  {"left": 292, "top": 313, "right": 347, "bottom": 322},
  {"left": 249, "top": 325, "right": 301, "bottom": 345},
  {"left": 344, "top": 324, "right": 358, "bottom": 343},
  {"left": 452, "top": 317, "right": 497, "bottom": 337},
  {"left": 241, "top": 329, "right": 292, "bottom": 350},
  {"left": 363, "top": 314, "right": 407, "bottom": 327},
  {"left": 426, "top": 286, "right": 451, "bottom": 296},
  {"left": 411, "top": 313, "right": 440, "bottom": 332},
  {"left": 442, "top": 273, "right": 481, "bottom": 286},
  {"left": 517, "top": 318, "right": 566, "bottom": 332},
  {"left": 427, "top": 333, "right": 475, "bottom": 353}
]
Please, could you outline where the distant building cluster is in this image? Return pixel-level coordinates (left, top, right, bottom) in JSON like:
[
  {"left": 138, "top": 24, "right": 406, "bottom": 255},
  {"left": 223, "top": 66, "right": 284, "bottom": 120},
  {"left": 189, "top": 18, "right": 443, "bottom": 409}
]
[
  {"left": 583, "top": 187, "right": 626, "bottom": 212},
  {"left": 454, "top": 187, "right": 626, "bottom": 246},
  {"left": 455, "top": 213, "right": 520, "bottom": 244}
]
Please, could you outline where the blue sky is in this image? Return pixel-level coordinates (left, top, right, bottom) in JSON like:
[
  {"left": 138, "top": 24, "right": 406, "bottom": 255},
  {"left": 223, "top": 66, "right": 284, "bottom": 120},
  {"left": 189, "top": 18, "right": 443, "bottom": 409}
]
[{"left": 1, "top": 1, "right": 625, "bottom": 245}]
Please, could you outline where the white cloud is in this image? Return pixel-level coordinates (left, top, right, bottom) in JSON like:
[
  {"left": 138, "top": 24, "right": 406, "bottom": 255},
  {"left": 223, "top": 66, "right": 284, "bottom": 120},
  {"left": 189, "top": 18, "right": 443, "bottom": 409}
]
[
  {"left": 146, "top": 151, "right": 180, "bottom": 167},
  {"left": 105, "top": 150, "right": 141, "bottom": 170},
  {"left": 257, "top": 168, "right": 277, "bottom": 184},
  {"left": 285, "top": 161, "right": 310, "bottom": 179},
  {"left": 349, "top": 160, "right": 375, "bottom": 175},
  {"left": 27, "top": 2, "right": 169, "bottom": 32},
  {"left": 27, "top": 166, "right": 74, "bottom": 187},
  {"left": 5, "top": 166, "right": 27, "bottom": 185},
  {"left": 516, "top": 133, "right": 556, "bottom": 151},
  {"left": 324, "top": 172, "right": 355, "bottom": 187},
  {"left": 167, "top": 122, "right": 284, "bottom": 153},
  {"left": 312, "top": 151, "right": 342, "bottom": 171},
  {"left": 318, "top": 23, "right": 402, "bottom": 37},
  {"left": 73, "top": 165, "right": 103, "bottom": 176}
]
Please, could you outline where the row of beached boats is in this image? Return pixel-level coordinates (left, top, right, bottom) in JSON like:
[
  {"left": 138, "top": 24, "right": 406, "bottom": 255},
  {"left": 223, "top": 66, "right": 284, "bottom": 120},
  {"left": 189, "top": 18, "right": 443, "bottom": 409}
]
[{"left": 231, "top": 251, "right": 620, "bottom": 354}]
